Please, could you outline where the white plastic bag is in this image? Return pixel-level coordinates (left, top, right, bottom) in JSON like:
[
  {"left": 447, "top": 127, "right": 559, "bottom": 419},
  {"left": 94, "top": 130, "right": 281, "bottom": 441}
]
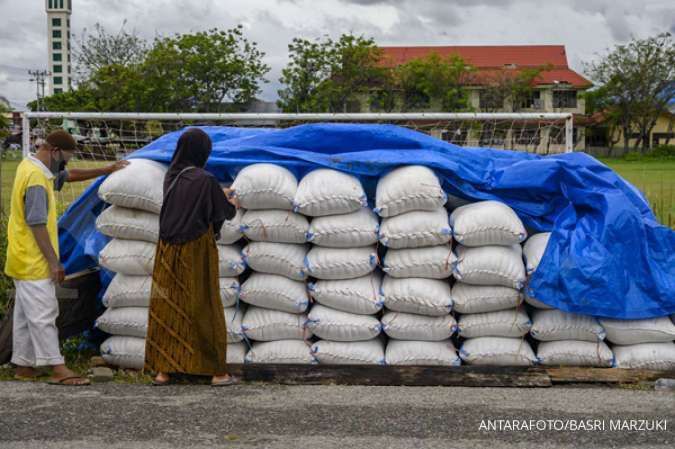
[
  {"left": 451, "top": 283, "right": 522, "bottom": 314},
  {"left": 306, "top": 208, "right": 379, "bottom": 248},
  {"left": 530, "top": 309, "right": 605, "bottom": 342},
  {"left": 600, "top": 317, "right": 675, "bottom": 345},
  {"left": 311, "top": 339, "right": 385, "bottom": 365},
  {"left": 305, "top": 246, "right": 378, "bottom": 280},
  {"left": 96, "top": 206, "right": 159, "bottom": 243},
  {"left": 217, "top": 209, "right": 244, "bottom": 245},
  {"left": 294, "top": 169, "right": 367, "bottom": 216},
  {"left": 375, "top": 165, "right": 446, "bottom": 217},
  {"left": 231, "top": 164, "right": 297, "bottom": 210},
  {"left": 306, "top": 304, "right": 381, "bottom": 342},
  {"left": 241, "top": 307, "right": 311, "bottom": 341},
  {"left": 385, "top": 340, "right": 460, "bottom": 366},
  {"left": 241, "top": 209, "right": 309, "bottom": 244},
  {"left": 611, "top": 342, "right": 675, "bottom": 370},
  {"left": 381, "top": 311, "right": 456, "bottom": 341},
  {"left": 245, "top": 340, "right": 316, "bottom": 364},
  {"left": 308, "top": 273, "right": 383, "bottom": 315},
  {"left": 382, "top": 245, "right": 455, "bottom": 279},
  {"left": 99, "top": 239, "right": 156, "bottom": 276},
  {"left": 458, "top": 309, "right": 531, "bottom": 338},
  {"left": 454, "top": 245, "right": 526, "bottom": 289},
  {"left": 96, "top": 307, "right": 148, "bottom": 338},
  {"left": 100, "top": 336, "right": 146, "bottom": 369},
  {"left": 449, "top": 201, "right": 526, "bottom": 247},
  {"left": 98, "top": 159, "right": 167, "bottom": 213},
  {"left": 460, "top": 337, "right": 537, "bottom": 366},
  {"left": 536, "top": 340, "right": 613, "bottom": 367},
  {"left": 378, "top": 209, "right": 451, "bottom": 249},
  {"left": 381, "top": 276, "right": 453, "bottom": 317},
  {"left": 523, "top": 232, "right": 551, "bottom": 274},
  {"left": 243, "top": 242, "right": 308, "bottom": 281},
  {"left": 239, "top": 273, "right": 309, "bottom": 313}
]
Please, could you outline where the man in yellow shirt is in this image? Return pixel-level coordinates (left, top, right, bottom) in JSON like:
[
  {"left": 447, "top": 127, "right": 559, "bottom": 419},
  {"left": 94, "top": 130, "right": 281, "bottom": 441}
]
[{"left": 5, "top": 130, "right": 128, "bottom": 385}]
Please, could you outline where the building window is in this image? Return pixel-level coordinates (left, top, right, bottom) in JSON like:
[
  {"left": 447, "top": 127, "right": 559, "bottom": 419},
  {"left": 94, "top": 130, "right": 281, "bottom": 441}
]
[
  {"left": 53, "top": 76, "right": 63, "bottom": 85},
  {"left": 53, "top": 53, "right": 62, "bottom": 62},
  {"left": 52, "top": 18, "right": 61, "bottom": 27},
  {"left": 513, "top": 127, "right": 541, "bottom": 146},
  {"left": 479, "top": 91, "right": 504, "bottom": 111},
  {"left": 519, "top": 91, "right": 542, "bottom": 109},
  {"left": 48, "top": 0, "right": 52, "bottom": 8},
  {"left": 553, "top": 90, "right": 577, "bottom": 109},
  {"left": 53, "top": 30, "right": 61, "bottom": 38},
  {"left": 53, "top": 42, "right": 61, "bottom": 50},
  {"left": 67, "top": 19, "right": 70, "bottom": 28},
  {"left": 53, "top": 65, "right": 62, "bottom": 73},
  {"left": 54, "top": 88, "right": 63, "bottom": 94},
  {"left": 59, "top": 0, "right": 64, "bottom": 8}
]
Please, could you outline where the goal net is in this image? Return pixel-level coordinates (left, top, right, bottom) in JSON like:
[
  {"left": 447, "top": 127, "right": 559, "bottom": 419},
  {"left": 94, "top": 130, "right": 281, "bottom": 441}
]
[{"left": 16, "top": 112, "right": 574, "bottom": 215}]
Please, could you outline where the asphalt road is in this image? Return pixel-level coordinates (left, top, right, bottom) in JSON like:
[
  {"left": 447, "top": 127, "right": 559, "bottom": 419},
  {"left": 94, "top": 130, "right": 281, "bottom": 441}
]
[{"left": 0, "top": 382, "right": 673, "bottom": 448}]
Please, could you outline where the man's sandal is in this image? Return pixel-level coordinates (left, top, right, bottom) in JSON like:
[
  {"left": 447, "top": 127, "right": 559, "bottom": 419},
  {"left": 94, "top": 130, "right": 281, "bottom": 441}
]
[
  {"left": 211, "top": 376, "right": 240, "bottom": 387},
  {"left": 47, "top": 376, "right": 91, "bottom": 386}
]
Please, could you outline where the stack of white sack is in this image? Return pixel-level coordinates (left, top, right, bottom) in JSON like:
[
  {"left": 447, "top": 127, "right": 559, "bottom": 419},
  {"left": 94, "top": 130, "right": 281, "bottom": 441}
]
[
  {"left": 96, "top": 159, "right": 248, "bottom": 369},
  {"left": 375, "top": 166, "right": 459, "bottom": 366},
  {"left": 523, "top": 233, "right": 613, "bottom": 367},
  {"left": 233, "top": 164, "right": 315, "bottom": 364},
  {"left": 451, "top": 201, "right": 535, "bottom": 366},
  {"left": 600, "top": 318, "right": 675, "bottom": 370},
  {"left": 287, "top": 168, "right": 382, "bottom": 365}
]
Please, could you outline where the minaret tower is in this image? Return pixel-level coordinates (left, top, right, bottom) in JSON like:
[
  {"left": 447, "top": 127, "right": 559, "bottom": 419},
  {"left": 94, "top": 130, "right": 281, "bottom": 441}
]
[{"left": 46, "top": 0, "right": 72, "bottom": 95}]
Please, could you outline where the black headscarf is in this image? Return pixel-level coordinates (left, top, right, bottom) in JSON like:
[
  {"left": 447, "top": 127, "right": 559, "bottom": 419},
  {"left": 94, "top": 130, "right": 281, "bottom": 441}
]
[{"left": 159, "top": 128, "right": 235, "bottom": 244}]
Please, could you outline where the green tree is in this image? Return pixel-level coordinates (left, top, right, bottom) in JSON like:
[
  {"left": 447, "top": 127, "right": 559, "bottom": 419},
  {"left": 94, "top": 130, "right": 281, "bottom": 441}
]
[
  {"left": 396, "top": 53, "right": 473, "bottom": 111},
  {"left": 585, "top": 33, "right": 675, "bottom": 153},
  {"left": 0, "top": 102, "right": 11, "bottom": 140}
]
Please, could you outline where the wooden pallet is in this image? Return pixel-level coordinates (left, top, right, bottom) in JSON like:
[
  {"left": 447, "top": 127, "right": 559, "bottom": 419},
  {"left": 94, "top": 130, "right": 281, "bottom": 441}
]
[{"left": 223, "top": 364, "right": 675, "bottom": 387}]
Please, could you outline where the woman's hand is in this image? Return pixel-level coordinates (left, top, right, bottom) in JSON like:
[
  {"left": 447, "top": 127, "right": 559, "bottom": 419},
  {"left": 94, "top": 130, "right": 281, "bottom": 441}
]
[{"left": 223, "top": 187, "right": 240, "bottom": 209}]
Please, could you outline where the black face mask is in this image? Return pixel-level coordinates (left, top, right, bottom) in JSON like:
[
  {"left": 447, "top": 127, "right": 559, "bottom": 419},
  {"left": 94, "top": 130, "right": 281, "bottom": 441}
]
[{"left": 49, "top": 149, "right": 67, "bottom": 175}]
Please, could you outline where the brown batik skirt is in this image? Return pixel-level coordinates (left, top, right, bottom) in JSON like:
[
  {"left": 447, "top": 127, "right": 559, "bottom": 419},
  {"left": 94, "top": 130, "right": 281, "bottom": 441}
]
[{"left": 144, "top": 229, "right": 228, "bottom": 376}]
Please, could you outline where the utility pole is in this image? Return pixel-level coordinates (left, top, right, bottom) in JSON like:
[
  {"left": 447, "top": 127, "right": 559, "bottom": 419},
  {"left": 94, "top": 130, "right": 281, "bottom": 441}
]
[{"left": 28, "top": 69, "right": 51, "bottom": 111}]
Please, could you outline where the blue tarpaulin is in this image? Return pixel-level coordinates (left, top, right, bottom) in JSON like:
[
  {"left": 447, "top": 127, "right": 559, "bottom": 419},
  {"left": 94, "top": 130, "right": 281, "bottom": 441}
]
[{"left": 58, "top": 124, "right": 675, "bottom": 319}]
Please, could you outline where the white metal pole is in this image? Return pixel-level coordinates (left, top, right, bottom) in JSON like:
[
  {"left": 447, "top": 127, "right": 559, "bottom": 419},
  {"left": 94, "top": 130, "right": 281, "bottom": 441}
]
[
  {"left": 565, "top": 114, "right": 574, "bottom": 153},
  {"left": 21, "top": 113, "right": 30, "bottom": 158}
]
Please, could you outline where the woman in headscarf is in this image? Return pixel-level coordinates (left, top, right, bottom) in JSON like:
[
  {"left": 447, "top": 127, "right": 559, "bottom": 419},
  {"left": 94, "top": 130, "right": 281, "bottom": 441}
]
[{"left": 144, "top": 128, "right": 239, "bottom": 386}]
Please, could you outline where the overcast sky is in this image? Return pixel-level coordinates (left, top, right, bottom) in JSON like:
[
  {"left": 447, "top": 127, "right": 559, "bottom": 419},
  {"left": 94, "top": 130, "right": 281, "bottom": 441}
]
[{"left": 1, "top": 0, "right": 673, "bottom": 109}]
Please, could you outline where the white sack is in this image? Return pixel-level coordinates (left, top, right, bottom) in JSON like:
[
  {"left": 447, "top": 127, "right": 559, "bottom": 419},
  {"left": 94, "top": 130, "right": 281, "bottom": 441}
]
[
  {"left": 96, "top": 206, "right": 159, "bottom": 242},
  {"left": 307, "top": 304, "right": 381, "bottom": 342},
  {"left": 524, "top": 293, "right": 554, "bottom": 310},
  {"left": 223, "top": 306, "right": 244, "bottom": 343},
  {"left": 381, "top": 276, "right": 453, "bottom": 317},
  {"left": 241, "top": 209, "right": 309, "bottom": 243},
  {"left": 530, "top": 309, "right": 606, "bottom": 342},
  {"left": 449, "top": 201, "right": 526, "bottom": 247},
  {"left": 242, "top": 242, "right": 308, "bottom": 281},
  {"left": 307, "top": 208, "right": 379, "bottom": 248},
  {"left": 523, "top": 232, "right": 551, "bottom": 274},
  {"left": 459, "top": 337, "right": 537, "bottom": 366},
  {"left": 458, "top": 309, "right": 531, "bottom": 338},
  {"left": 600, "top": 317, "right": 675, "bottom": 345},
  {"left": 98, "top": 159, "right": 167, "bottom": 213},
  {"left": 536, "top": 340, "right": 614, "bottom": 367},
  {"left": 96, "top": 306, "right": 148, "bottom": 338},
  {"left": 226, "top": 342, "right": 248, "bottom": 364},
  {"left": 305, "top": 246, "right": 377, "bottom": 280},
  {"left": 100, "top": 336, "right": 146, "bottom": 369},
  {"left": 99, "top": 239, "right": 156, "bottom": 276},
  {"left": 241, "top": 307, "right": 311, "bottom": 341},
  {"left": 217, "top": 245, "right": 246, "bottom": 277},
  {"left": 611, "top": 342, "right": 675, "bottom": 370},
  {"left": 308, "top": 273, "right": 383, "bottom": 315},
  {"left": 454, "top": 245, "right": 526, "bottom": 289},
  {"left": 245, "top": 340, "right": 316, "bottom": 364},
  {"left": 294, "top": 169, "right": 367, "bottom": 216},
  {"left": 382, "top": 245, "right": 455, "bottom": 279},
  {"left": 231, "top": 163, "right": 297, "bottom": 210},
  {"left": 378, "top": 209, "right": 451, "bottom": 249},
  {"left": 381, "top": 311, "right": 456, "bottom": 341},
  {"left": 385, "top": 340, "right": 461, "bottom": 366},
  {"left": 239, "top": 273, "right": 309, "bottom": 313},
  {"left": 217, "top": 209, "right": 244, "bottom": 245},
  {"left": 451, "top": 283, "right": 522, "bottom": 314},
  {"left": 311, "top": 339, "right": 385, "bottom": 365},
  {"left": 375, "top": 165, "right": 446, "bottom": 217}
]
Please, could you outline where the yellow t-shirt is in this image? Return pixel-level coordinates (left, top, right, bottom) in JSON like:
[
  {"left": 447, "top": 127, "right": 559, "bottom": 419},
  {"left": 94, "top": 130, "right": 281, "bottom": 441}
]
[{"left": 5, "top": 157, "right": 59, "bottom": 280}]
